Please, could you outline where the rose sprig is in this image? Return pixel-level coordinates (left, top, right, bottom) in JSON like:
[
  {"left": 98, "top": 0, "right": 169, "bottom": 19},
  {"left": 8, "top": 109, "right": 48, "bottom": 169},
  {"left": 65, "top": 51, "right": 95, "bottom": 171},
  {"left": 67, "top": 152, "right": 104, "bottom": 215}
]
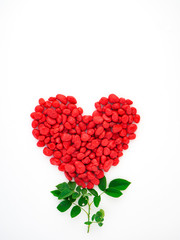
[{"left": 51, "top": 176, "right": 131, "bottom": 233}]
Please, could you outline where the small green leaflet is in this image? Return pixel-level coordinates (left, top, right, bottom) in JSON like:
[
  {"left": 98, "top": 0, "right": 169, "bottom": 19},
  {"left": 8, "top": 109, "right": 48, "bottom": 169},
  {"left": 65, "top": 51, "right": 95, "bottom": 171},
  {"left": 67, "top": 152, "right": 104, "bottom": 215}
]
[
  {"left": 88, "top": 189, "right": 98, "bottom": 196},
  {"left": 93, "top": 195, "right": 101, "bottom": 207},
  {"left": 95, "top": 211, "right": 102, "bottom": 222},
  {"left": 81, "top": 188, "right": 87, "bottom": 195},
  {"left": 91, "top": 214, "right": 96, "bottom": 221},
  {"left": 84, "top": 221, "right": 92, "bottom": 225},
  {"left": 58, "top": 188, "right": 74, "bottom": 199},
  {"left": 70, "top": 206, "right": 81, "bottom": 218},
  {"left": 51, "top": 190, "right": 60, "bottom": 197},
  {"left": 72, "top": 192, "right": 80, "bottom": 199},
  {"left": 99, "top": 209, "right": 105, "bottom": 218},
  {"left": 78, "top": 196, "right": 88, "bottom": 207},
  {"left": 109, "top": 179, "right": 131, "bottom": 191},
  {"left": 68, "top": 181, "right": 76, "bottom": 190},
  {"left": 105, "top": 188, "right": 123, "bottom": 198},
  {"left": 98, "top": 176, "right": 107, "bottom": 191},
  {"left": 57, "top": 200, "right": 72, "bottom": 212},
  {"left": 76, "top": 186, "right": 81, "bottom": 193},
  {"left": 56, "top": 182, "right": 69, "bottom": 191}
]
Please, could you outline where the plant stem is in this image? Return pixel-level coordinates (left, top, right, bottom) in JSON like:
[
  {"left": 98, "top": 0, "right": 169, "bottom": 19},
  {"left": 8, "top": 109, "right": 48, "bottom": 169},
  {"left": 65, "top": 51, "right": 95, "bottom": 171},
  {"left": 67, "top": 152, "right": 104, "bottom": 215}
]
[
  {"left": 87, "top": 202, "right": 91, "bottom": 233},
  {"left": 100, "top": 191, "right": 105, "bottom": 196}
]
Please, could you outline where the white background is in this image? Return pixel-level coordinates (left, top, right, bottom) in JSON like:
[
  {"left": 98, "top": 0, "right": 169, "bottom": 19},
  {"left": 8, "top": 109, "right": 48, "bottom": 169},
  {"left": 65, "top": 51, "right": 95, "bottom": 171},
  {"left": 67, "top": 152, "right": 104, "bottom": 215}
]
[{"left": 0, "top": 1, "right": 180, "bottom": 240}]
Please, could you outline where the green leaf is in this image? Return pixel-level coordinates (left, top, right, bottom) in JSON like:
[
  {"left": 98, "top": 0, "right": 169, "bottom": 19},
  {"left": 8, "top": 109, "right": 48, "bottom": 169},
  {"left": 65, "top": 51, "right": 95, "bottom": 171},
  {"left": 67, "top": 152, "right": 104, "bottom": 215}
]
[
  {"left": 84, "top": 221, "right": 92, "bottom": 225},
  {"left": 51, "top": 190, "right": 60, "bottom": 197},
  {"left": 70, "top": 206, "right": 81, "bottom": 218},
  {"left": 72, "top": 192, "right": 80, "bottom": 199},
  {"left": 105, "top": 188, "right": 123, "bottom": 198},
  {"left": 94, "top": 195, "right": 101, "bottom": 207},
  {"left": 91, "top": 214, "right": 96, "bottom": 221},
  {"left": 57, "top": 200, "right": 72, "bottom": 212},
  {"left": 68, "top": 181, "right": 76, "bottom": 190},
  {"left": 56, "top": 182, "right": 69, "bottom": 191},
  {"left": 95, "top": 211, "right": 102, "bottom": 222},
  {"left": 98, "top": 222, "right": 103, "bottom": 227},
  {"left": 98, "top": 176, "right": 107, "bottom": 191},
  {"left": 58, "top": 188, "right": 74, "bottom": 199},
  {"left": 109, "top": 179, "right": 131, "bottom": 191},
  {"left": 76, "top": 186, "right": 81, "bottom": 193},
  {"left": 99, "top": 209, "right": 105, "bottom": 218},
  {"left": 78, "top": 196, "right": 88, "bottom": 206},
  {"left": 88, "top": 189, "right": 98, "bottom": 196},
  {"left": 81, "top": 188, "right": 87, "bottom": 195}
]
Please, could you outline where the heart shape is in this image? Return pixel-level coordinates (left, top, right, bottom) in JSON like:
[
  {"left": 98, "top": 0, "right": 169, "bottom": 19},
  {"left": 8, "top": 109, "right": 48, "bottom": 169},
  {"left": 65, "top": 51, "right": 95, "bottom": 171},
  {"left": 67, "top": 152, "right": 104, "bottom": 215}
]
[{"left": 31, "top": 94, "right": 140, "bottom": 189}]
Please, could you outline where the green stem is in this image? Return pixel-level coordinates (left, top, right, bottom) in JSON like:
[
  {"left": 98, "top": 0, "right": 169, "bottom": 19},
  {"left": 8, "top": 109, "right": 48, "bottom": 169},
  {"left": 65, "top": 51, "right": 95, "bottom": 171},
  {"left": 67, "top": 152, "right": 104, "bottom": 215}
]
[
  {"left": 87, "top": 202, "right": 91, "bottom": 233},
  {"left": 100, "top": 191, "right": 105, "bottom": 196}
]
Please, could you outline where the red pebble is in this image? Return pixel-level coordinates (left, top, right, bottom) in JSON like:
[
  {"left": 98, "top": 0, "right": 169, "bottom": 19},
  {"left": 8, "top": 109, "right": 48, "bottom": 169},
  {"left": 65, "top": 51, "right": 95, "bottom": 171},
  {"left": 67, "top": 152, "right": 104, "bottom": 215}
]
[
  {"left": 134, "top": 114, "right": 140, "bottom": 123},
  {"left": 112, "top": 124, "right": 122, "bottom": 133},
  {"left": 113, "top": 158, "right": 120, "bottom": 166},
  {"left": 46, "top": 108, "right": 57, "bottom": 119},
  {"left": 128, "top": 133, "right": 136, "bottom": 140},
  {"left": 95, "top": 126, "right": 104, "bottom": 136},
  {"left": 46, "top": 116, "right": 56, "bottom": 125},
  {"left": 64, "top": 172, "right": 72, "bottom": 181},
  {"left": 81, "top": 132, "right": 91, "bottom": 141},
  {"left": 127, "top": 124, "right": 137, "bottom": 134},
  {"left": 67, "top": 96, "right": 77, "bottom": 104},
  {"left": 43, "top": 147, "right": 53, "bottom": 156},
  {"left": 121, "top": 114, "right": 129, "bottom": 123},
  {"left": 34, "top": 112, "right": 43, "bottom": 120},
  {"left": 75, "top": 161, "right": 86, "bottom": 174},
  {"left": 91, "top": 178, "right": 100, "bottom": 185},
  {"left": 40, "top": 126, "right": 49, "bottom": 135},
  {"left": 104, "top": 147, "right": 110, "bottom": 156},
  {"left": 53, "top": 151, "right": 62, "bottom": 158},
  {"left": 77, "top": 153, "right": 85, "bottom": 160},
  {"left": 87, "top": 182, "right": 94, "bottom": 189},
  {"left": 104, "top": 160, "right": 113, "bottom": 172},
  {"left": 99, "top": 97, "right": 108, "bottom": 105},
  {"left": 96, "top": 170, "right": 104, "bottom": 179},
  {"left": 93, "top": 116, "right": 103, "bottom": 124},
  {"left": 108, "top": 94, "right": 119, "bottom": 103},
  {"left": 32, "top": 129, "right": 40, "bottom": 139},
  {"left": 65, "top": 164, "right": 76, "bottom": 173},
  {"left": 61, "top": 133, "right": 72, "bottom": 141},
  {"left": 39, "top": 98, "right": 45, "bottom": 105},
  {"left": 35, "top": 105, "right": 44, "bottom": 112},
  {"left": 32, "top": 120, "right": 38, "bottom": 128},
  {"left": 52, "top": 100, "right": 60, "bottom": 108},
  {"left": 56, "top": 94, "right": 67, "bottom": 104},
  {"left": 50, "top": 158, "right": 61, "bottom": 165},
  {"left": 37, "top": 141, "right": 45, "bottom": 147}
]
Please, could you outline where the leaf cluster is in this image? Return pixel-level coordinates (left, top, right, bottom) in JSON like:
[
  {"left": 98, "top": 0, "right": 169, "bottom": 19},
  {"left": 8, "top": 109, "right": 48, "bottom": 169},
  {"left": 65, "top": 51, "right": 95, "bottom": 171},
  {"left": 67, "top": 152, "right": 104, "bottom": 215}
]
[
  {"left": 51, "top": 176, "right": 131, "bottom": 232},
  {"left": 98, "top": 176, "right": 131, "bottom": 198},
  {"left": 84, "top": 209, "right": 105, "bottom": 227},
  {"left": 51, "top": 181, "right": 90, "bottom": 218}
]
